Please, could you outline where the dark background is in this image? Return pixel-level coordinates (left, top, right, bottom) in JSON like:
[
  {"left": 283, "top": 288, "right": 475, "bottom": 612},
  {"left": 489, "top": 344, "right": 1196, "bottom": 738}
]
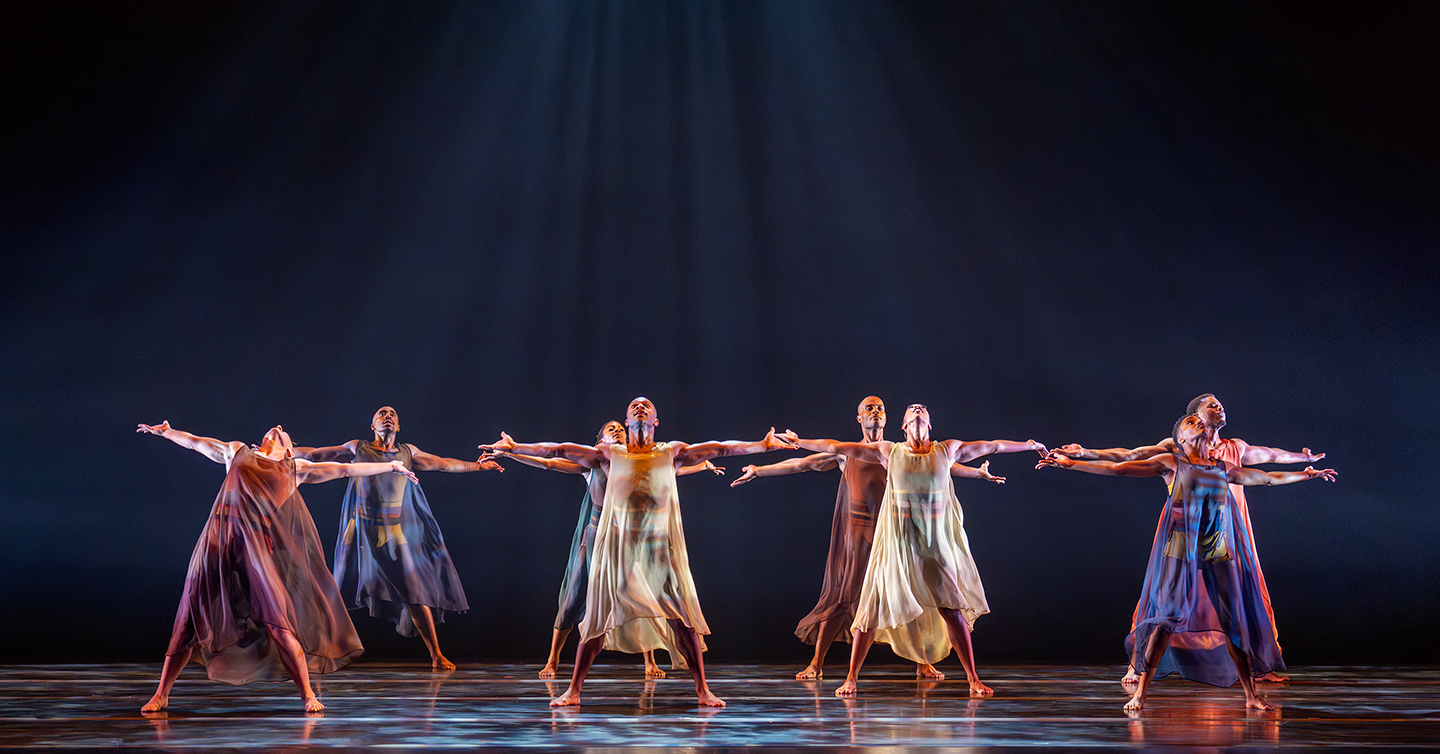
[{"left": 3, "top": 1, "right": 1436, "bottom": 666}]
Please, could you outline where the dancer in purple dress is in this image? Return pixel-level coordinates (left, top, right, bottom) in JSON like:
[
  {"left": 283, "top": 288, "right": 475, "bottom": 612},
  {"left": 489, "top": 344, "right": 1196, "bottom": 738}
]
[
  {"left": 1040, "top": 413, "right": 1336, "bottom": 711},
  {"left": 137, "top": 421, "right": 419, "bottom": 713},
  {"left": 1056, "top": 393, "right": 1325, "bottom": 683},
  {"left": 729, "top": 396, "right": 1005, "bottom": 681},
  {"left": 295, "top": 406, "right": 502, "bottom": 670}
]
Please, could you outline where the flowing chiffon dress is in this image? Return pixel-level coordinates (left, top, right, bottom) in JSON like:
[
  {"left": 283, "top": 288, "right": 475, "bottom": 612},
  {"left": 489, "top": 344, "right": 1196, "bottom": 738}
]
[
  {"left": 579, "top": 443, "right": 709, "bottom": 655},
  {"left": 554, "top": 469, "right": 606, "bottom": 631},
  {"left": 794, "top": 456, "right": 887, "bottom": 645},
  {"left": 333, "top": 442, "right": 468, "bottom": 636},
  {"left": 164, "top": 447, "right": 363, "bottom": 684},
  {"left": 1125, "top": 454, "right": 1283, "bottom": 687},
  {"left": 852, "top": 442, "right": 989, "bottom": 663}
]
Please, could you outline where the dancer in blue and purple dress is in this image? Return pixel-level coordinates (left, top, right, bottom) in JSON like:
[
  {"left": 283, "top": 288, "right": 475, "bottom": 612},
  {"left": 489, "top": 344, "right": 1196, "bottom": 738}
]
[
  {"left": 1040, "top": 413, "right": 1336, "bottom": 711},
  {"left": 296, "top": 406, "right": 502, "bottom": 670}
]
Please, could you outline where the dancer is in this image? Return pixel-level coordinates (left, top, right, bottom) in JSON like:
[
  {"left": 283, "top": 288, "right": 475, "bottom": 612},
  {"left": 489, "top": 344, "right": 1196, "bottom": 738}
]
[
  {"left": 1040, "top": 413, "right": 1335, "bottom": 711},
  {"left": 730, "top": 396, "right": 1005, "bottom": 681},
  {"left": 489, "top": 419, "right": 724, "bottom": 679},
  {"left": 481, "top": 397, "right": 796, "bottom": 707},
  {"left": 137, "top": 421, "right": 419, "bottom": 713},
  {"left": 294, "top": 406, "right": 502, "bottom": 671},
  {"left": 781, "top": 405, "right": 1047, "bottom": 697},
  {"left": 1056, "top": 393, "right": 1324, "bottom": 683}
]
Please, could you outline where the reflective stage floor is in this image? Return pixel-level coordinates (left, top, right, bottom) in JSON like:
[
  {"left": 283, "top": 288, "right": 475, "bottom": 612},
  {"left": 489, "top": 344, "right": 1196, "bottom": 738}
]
[{"left": 2, "top": 662, "right": 1438, "bottom": 750}]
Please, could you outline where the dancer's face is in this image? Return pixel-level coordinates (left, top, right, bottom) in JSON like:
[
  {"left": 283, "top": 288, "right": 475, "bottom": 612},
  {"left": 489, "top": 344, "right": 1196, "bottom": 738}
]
[
  {"left": 902, "top": 404, "right": 931, "bottom": 433},
  {"left": 258, "top": 425, "right": 295, "bottom": 458},
  {"left": 598, "top": 421, "right": 626, "bottom": 445},
  {"left": 627, "top": 397, "right": 658, "bottom": 432},
  {"left": 856, "top": 396, "right": 886, "bottom": 430},
  {"left": 1176, "top": 414, "right": 1207, "bottom": 450},
  {"left": 1194, "top": 396, "right": 1226, "bottom": 430},
  {"left": 372, "top": 406, "right": 400, "bottom": 434}
]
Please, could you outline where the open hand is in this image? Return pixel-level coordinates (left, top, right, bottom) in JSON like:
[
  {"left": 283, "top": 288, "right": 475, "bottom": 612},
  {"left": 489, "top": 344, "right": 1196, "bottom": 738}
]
[
  {"left": 1054, "top": 443, "right": 1087, "bottom": 459},
  {"left": 478, "top": 432, "right": 516, "bottom": 452},
  {"left": 1306, "top": 466, "right": 1338, "bottom": 482},
  {"left": 1028, "top": 439, "right": 1050, "bottom": 457},
  {"left": 1036, "top": 451, "right": 1071, "bottom": 470},
  {"left": 1304, "top": 448, "right": 1326, "bottom": 462},
  {"left": 763, "top": 427, "right": 798, "bottom": 451},
  {"left": 390, "top": 460, "right": 421, "bottom": 485},
  {"left": 475, "top": 455, "right": 505, "bottom": 472},
  {"left": 137, "top": 420, "right": 171, "bottom": 436},
  {"left": 730, "top": 465, "right": 760, "bottom": 487},
  {"left": 977, "top": 460, "right": 1006, "bottom": 484},
  {"left": 701, "top": 460, "right": 725, "bottom": 476}
]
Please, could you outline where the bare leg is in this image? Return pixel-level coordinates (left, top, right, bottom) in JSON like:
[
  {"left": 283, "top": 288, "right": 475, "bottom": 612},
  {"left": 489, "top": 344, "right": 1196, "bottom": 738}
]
[
  {"left": 938, "top": 608, "right": 991, "bottom": 697},
  {"left": 141, "top": 648, "right": 193, "bottom": 712},
  {"left": 551, "top": 635, "right": 604, "bottom": 707},
  {"left": 1125, "top": 629, "right": 1171, "bottom": 711},
  {"left": 409, "top": 604, "right": 455, "bottom": 670},
  {"left": 643, "top": 650, "right": 666, "bottom": 678},
  {"left": 668, "top": 619, "right": 724, "bottom": 707},
  {"left": 835, "top": 628, "right": 876, "bottom": 697},
  {"left": 267, "top": 627, "right": 324, "bottom": 712},
  {"left": 796, "top": 617, "right": 845, "bottom": 680},
  {"left": 541, "top": 627, "right": 571, "bottom": 678},
  {"left": 1226, "top": 640, "right": 1275, "bottom": 710}
]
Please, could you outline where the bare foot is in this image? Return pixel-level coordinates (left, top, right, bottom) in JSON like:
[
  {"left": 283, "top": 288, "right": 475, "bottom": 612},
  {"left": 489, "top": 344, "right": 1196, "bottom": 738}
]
[
  {"left": 795, "top": 664, "right": 821, "bottom": 680},
  {"left": 1246, "top": 695, "right": 1276, "bottom": 711},
  {"left": 550, "top": 688, "right": 581, "bottom": 707},
  {"left": 538, "top": 664, "right": 558, "bottom": 679},
  {"left": 1123, "top": 691, "right": 1145, "bottom": 711},
  {"left": 968, "top": 680, "right": 994, "bottom": 697},
  {"left": 917, "top": 664, "right": 944, "bottom": 680},
  {"left": 697, "top": 687, "right": 726, "bottom": 708},
  {"left": 141, "top": 694, "right": 168, "bottom": 713},
  {"left": 303, "top": 695, "right": 325, "bottom": 713},
  {"left": 432, "top": 655, "right": 456, "bottom": 671},
  {"left": 644, "top": 664, "right": 666, "bottom": 678},
  {"left": 835, "top": 679, "right": 858, "bottom": 697},
  {"left": 1255, "top": 671, "right": 1288, "bottom": 683},
  {"left": 1121, "top": 666, "right": 1141, "bottom": 685}
]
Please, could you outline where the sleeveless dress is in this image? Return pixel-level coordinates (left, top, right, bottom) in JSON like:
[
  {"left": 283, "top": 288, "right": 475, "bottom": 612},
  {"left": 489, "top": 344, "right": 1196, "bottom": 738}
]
[
  {"left": 852, "top": 442, "right": 989, "bottom": 663},
  {"left": 579, "top": 443, "right": 709, "bottom": 654},
  {"left": 333, "top": 442, "right": 468, "bottom": 636},
  {"left": 1125, "top": 454, "right": 1284, "bottom": 686},
  {"left": 165, "top": 447, "right": 363, "bottom": 684},
  {"left": 554, "top": 468, "right": 607, "bottom": 631},
  {"left": 794, "top": 456, "right": 887, "bottom": 645}
]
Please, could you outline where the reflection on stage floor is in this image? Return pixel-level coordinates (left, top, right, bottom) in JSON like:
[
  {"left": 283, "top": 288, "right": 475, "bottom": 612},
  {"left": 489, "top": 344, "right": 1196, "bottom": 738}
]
[{"left": 2, "top": 662, "right": 1437, "bottom": 749}]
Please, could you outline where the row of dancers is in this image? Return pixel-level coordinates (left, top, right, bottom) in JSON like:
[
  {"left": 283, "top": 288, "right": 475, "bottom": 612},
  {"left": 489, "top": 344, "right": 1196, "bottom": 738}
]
[{"left": 136, "top": 393, "right": 1334, "bottom": 712}]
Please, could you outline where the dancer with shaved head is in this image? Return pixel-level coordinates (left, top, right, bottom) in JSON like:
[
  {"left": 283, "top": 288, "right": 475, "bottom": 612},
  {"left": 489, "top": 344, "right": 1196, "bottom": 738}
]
[
  {"left": 730, "top": 397, "right": 1005, "bottom": 681},
  {"left": 782, "top": 405, "right": 1046, "bottom": 697},
  {"left": 482, "top": 397, "right": 795, "bottom": 708}
]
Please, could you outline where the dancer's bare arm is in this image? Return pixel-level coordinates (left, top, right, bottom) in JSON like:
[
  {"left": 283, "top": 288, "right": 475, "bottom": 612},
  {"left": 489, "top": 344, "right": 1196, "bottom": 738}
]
[
  {"left": 730, "top": 453, "right": 840, "bottom": 487},
  {"left": 1053, "top": 439, "right": 1174, "bottom": 462},
  {"left": 1037, "top": 452, "right": 1173, "bottom": 478},
  {"left": 1228, "top": 465, "right": 1337, "bottom": 486},
  {"left": 137, "top": 421, "right": 241, "bottom": 464},
  {"left": 674, "top": 428, "right": 797, "bottom": 465},
  {"left": 297, "top": 459, "right": 420, "bottom": 485},
  {"left": 779, "top": 431, "right": 888, "bottom": 464},
  {"left": 479, "top": 432, "right": 604, "bottom": 466},
  {"left": 409, "top": 445, "right": 504, "bottom": 473},
  {"left": 1233, "top": 439, "right": 1326, "bottom": 465},
  {"left": 950, "top": 439, "right": 1048, "bottom": 463},
  {"left": 292, "top": 441, "right": 358, "bottom": 463},
  {"left": 489, "top": 451, "right": 589, "bottom": 474},
  {"left": 952, "top": 460, "right": 1006, "bottom": 484}
]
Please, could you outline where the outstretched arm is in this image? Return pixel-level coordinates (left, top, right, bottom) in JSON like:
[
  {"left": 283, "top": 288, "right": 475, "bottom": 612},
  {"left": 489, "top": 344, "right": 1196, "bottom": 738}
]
[
  {"left": 730, "top": 453, "right": 840, "bottom": 487},
  {"left": 297, "top": 459, "right": 420, "bottom": 486},
  {"left": 292, "top": 442, "right": 357, "bottom": 463},
  {"left": 952, "top": 460, "right": 1006, "bottom": 484},
  {"left": 488, "top": 451, "right": 589, "bottom": 474},
  {"left": 679, "top": 460, "right": 725, "bottom": 477},
  {"left": 1228, "top": 465, "right": 1337, "bottom": 486},
  {"left": 1235, "top": 439, "right": 1326, "bottom": 466},
  {"left": 137, "top": 421, "right": 240, "bottom": 465},
  {"left": 673, "top": 428, "right": 797, "bottom": 465},
  {"left": 409, "top": 446, "right": 503, "bottom": 473},
  {"left": 779, "top": 431, "right": 887, "bottom": 464},
  {"left": 1037, "top": 452, "right": 1171, "bottom": 478},
  {"left": 951, "top": 439, "right": 1047, "bottom": 463},
  {"left": 1053, "top": 439, "right": 1173, "bottom": 462},
  {"left": 478, "top": 432, "right": 604, "bottom": 466}
]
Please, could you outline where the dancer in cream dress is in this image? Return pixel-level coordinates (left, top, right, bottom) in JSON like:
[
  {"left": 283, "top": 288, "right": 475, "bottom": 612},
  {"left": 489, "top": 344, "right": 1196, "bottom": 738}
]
[{"left": 783, "top": 405, "right": 1045, "bottom": 697}]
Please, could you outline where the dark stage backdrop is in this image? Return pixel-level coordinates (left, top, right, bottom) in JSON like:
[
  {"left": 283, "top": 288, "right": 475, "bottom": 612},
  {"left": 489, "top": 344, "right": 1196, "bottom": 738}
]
[{"left": 3, "top": 1, "right": 1436, "bottom": 665}]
